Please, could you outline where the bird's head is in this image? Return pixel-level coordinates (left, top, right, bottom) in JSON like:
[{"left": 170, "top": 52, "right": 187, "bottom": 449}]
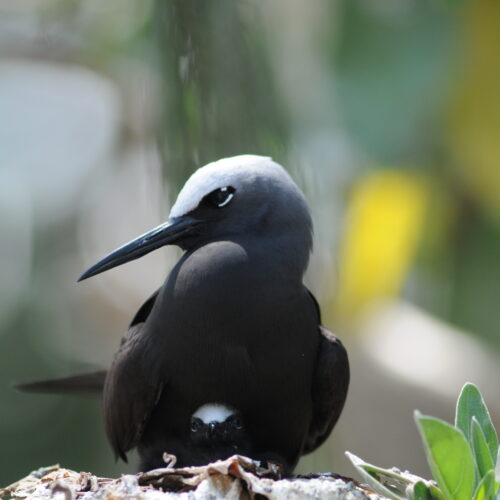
[
  {"left": 78, "top": 155, "right": 312, "bottom": 281},
  {"left": 189, "top": 403, "right": 246, "bottom": 447}
]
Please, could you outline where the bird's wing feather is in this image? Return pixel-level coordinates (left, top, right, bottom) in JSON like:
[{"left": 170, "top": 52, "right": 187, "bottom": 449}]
[
  {"left": 14, "top": 370, "right": 106, "bottom": 397},
  {"left": 302, "top": 291, "right": 350, "bottom": 455},
  {"left": 104, "top": 292, "right": 164, "bottom": 461},
  {"left": 13, "top": 290, "right": 161, "bottom": 400},
  {"left": 306, "top": 288, "right": 321, "bottom": 323},
  {"left": 130, "top": 289, "right": 159, "bottom": 326}
]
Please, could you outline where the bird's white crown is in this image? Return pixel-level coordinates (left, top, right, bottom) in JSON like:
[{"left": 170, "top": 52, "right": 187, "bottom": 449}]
[
  {"left": 192, "top": 403, "right": 235, "bottom": 424},
  {"left": 169, "top": 154, "right": 294, "bottom": 218}
]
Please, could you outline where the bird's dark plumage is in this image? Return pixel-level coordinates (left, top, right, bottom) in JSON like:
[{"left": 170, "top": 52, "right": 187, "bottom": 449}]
[
  {"left": 140, "top": 405, "right": 252, "bottom": 470},
  {"left": 304, "top": 327, "right": 349, "bottom": 454},
  {"left": 15, "top": 370, "right": 106, "bottom": 397},
  {"left": 16, "top": 155, "right": 349, "bottom": 474}
]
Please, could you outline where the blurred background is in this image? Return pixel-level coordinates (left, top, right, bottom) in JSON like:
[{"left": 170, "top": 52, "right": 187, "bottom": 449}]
[{"left": 1, "top": 0, "right": 500, "bottom": 486}]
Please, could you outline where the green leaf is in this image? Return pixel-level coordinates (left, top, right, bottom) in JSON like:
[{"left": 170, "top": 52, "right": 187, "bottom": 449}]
[
  {"left": 429, "top": 483, "right": 447, "bottom": 500},
  {"left": 416, "top": 411, "right": 475, "bottom": 500},
  {"left": 472, "top": 417, "right": 495, "bottom": 478},
  {"left": 456, "top": 383, "right": 498, "bottom": 461},
  {"left": 495, "top": 448, "right": 500, "bottom": 483},
  {"left": 472, "top": 470, "right": 498, "bottom": 500},
  {"left": 345, "top": 451, "right": 407, "bottom": 500},
  {"left": 411, "top": 481, "right": 433, "bottom": 500}
]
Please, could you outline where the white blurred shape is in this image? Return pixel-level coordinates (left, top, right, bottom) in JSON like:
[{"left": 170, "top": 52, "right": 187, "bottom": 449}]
[
  {"left": 0, "top": 173, "right": 32, "bottom": 325},
  {"left": 78, "top": 145, "right": 175, "bottom": 311},
  {"left": 0, "top": 60, "right": 120, "bottom": 222},
  {"left": 360, "top": 300, "right": 500, "bottom": 406}
]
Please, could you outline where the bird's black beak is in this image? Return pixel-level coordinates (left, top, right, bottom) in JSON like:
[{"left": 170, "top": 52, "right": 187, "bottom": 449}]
[
  {"left": 208, "top": 422, "right": 219, "bottom": 440},
  {"left": 78, "top": 216, "right": 201, "bottom": 282}
]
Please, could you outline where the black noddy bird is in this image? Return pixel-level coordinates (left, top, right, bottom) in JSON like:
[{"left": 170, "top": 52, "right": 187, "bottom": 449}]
[
  {"left": 17, "top": 155, "right": 349, "bottom": 473},
  {"left": 167, "top": 403, "right": 253, "bottom": 468}
]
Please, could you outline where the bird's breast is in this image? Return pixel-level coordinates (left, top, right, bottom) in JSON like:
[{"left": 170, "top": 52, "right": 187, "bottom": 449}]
[
  {"left": 174, "top": 240, "right": 252, "bottom": 293},
  {"left": 146, "top": 240, "right": 318, "bottom": 414},
  {"left": 162, "top": 240, "right": 294, "bottom": 313}
]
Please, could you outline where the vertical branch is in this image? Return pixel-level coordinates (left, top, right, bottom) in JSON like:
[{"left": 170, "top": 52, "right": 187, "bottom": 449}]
[{"left": 152, "top": 0, "right": 290, "bottom": 192}]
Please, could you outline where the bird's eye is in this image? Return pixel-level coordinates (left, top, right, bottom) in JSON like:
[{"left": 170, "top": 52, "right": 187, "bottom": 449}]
[
  {"left": 204, "top": 186, "right": 236, "bottom": 208},
  {"left": 229, "top": 415, "right": 244, "bottom": 430},
  {"left": 191, "top": 418, "right": 202, "bottom": 433}
]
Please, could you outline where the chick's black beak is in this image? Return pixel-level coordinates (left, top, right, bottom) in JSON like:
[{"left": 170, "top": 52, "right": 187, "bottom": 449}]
[
  {"left": 208, "top": 422, "right": 219, "bottom": 439},
  {"left": 78, "top": 216, "right": 201, "bottom": 282}
]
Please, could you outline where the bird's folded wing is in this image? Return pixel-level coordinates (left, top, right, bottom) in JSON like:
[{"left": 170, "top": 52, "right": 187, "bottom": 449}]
[
  {"left": 14, "top": 370, "right": 106, "bottom": 397},
  {"left": 302, "top": 326, "right": 350, "bottom": 454},
  {"left": 104, "top": 321, "right": 164, "bottom": 462},
  {"left": 129, "top": 289, "right": 159, "bottom": 327},
  {"left": 13, "top": 290, "right": 161, "bottom": 399}
]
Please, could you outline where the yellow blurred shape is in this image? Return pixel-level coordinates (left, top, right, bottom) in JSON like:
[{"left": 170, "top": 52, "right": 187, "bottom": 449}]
[
  {"left": 448, "top": 0, "right": 500, "bottom": 220},
  {"left": 336, "top": 170, "right": 428, "bottom": 322}
]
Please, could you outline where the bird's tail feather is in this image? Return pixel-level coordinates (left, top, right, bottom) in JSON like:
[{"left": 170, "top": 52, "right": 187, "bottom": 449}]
[{"left": 14, "top": 370, "right": 106, "bottom": 397}]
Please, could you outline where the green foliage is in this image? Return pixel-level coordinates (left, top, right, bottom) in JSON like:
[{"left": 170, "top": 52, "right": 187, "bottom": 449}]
[
  {"left": 471, "top": 418, "right": 495, "bottom": 478},
  {"left": 347, "top": 383, "right": 500, "bottom": 500},
  {"left": 345, "top": 452, "right": 408, "bottom": 500},
  {"left": 473, "top": 471, "right": 498, "bottom": 500},
  {"left": 415, "top": 413, "right": 475, "bottom": 500},
  {"left": 412, "top": 481, "right": 434, "bottom": 500},
  {"left": 456, "top": 384, "right": 498, "bottom": 461}
]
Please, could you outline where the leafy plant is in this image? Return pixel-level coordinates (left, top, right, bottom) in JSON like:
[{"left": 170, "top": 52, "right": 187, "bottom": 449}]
[{"left": 347, "top": 383, "right": 500, "bottom": 500}]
